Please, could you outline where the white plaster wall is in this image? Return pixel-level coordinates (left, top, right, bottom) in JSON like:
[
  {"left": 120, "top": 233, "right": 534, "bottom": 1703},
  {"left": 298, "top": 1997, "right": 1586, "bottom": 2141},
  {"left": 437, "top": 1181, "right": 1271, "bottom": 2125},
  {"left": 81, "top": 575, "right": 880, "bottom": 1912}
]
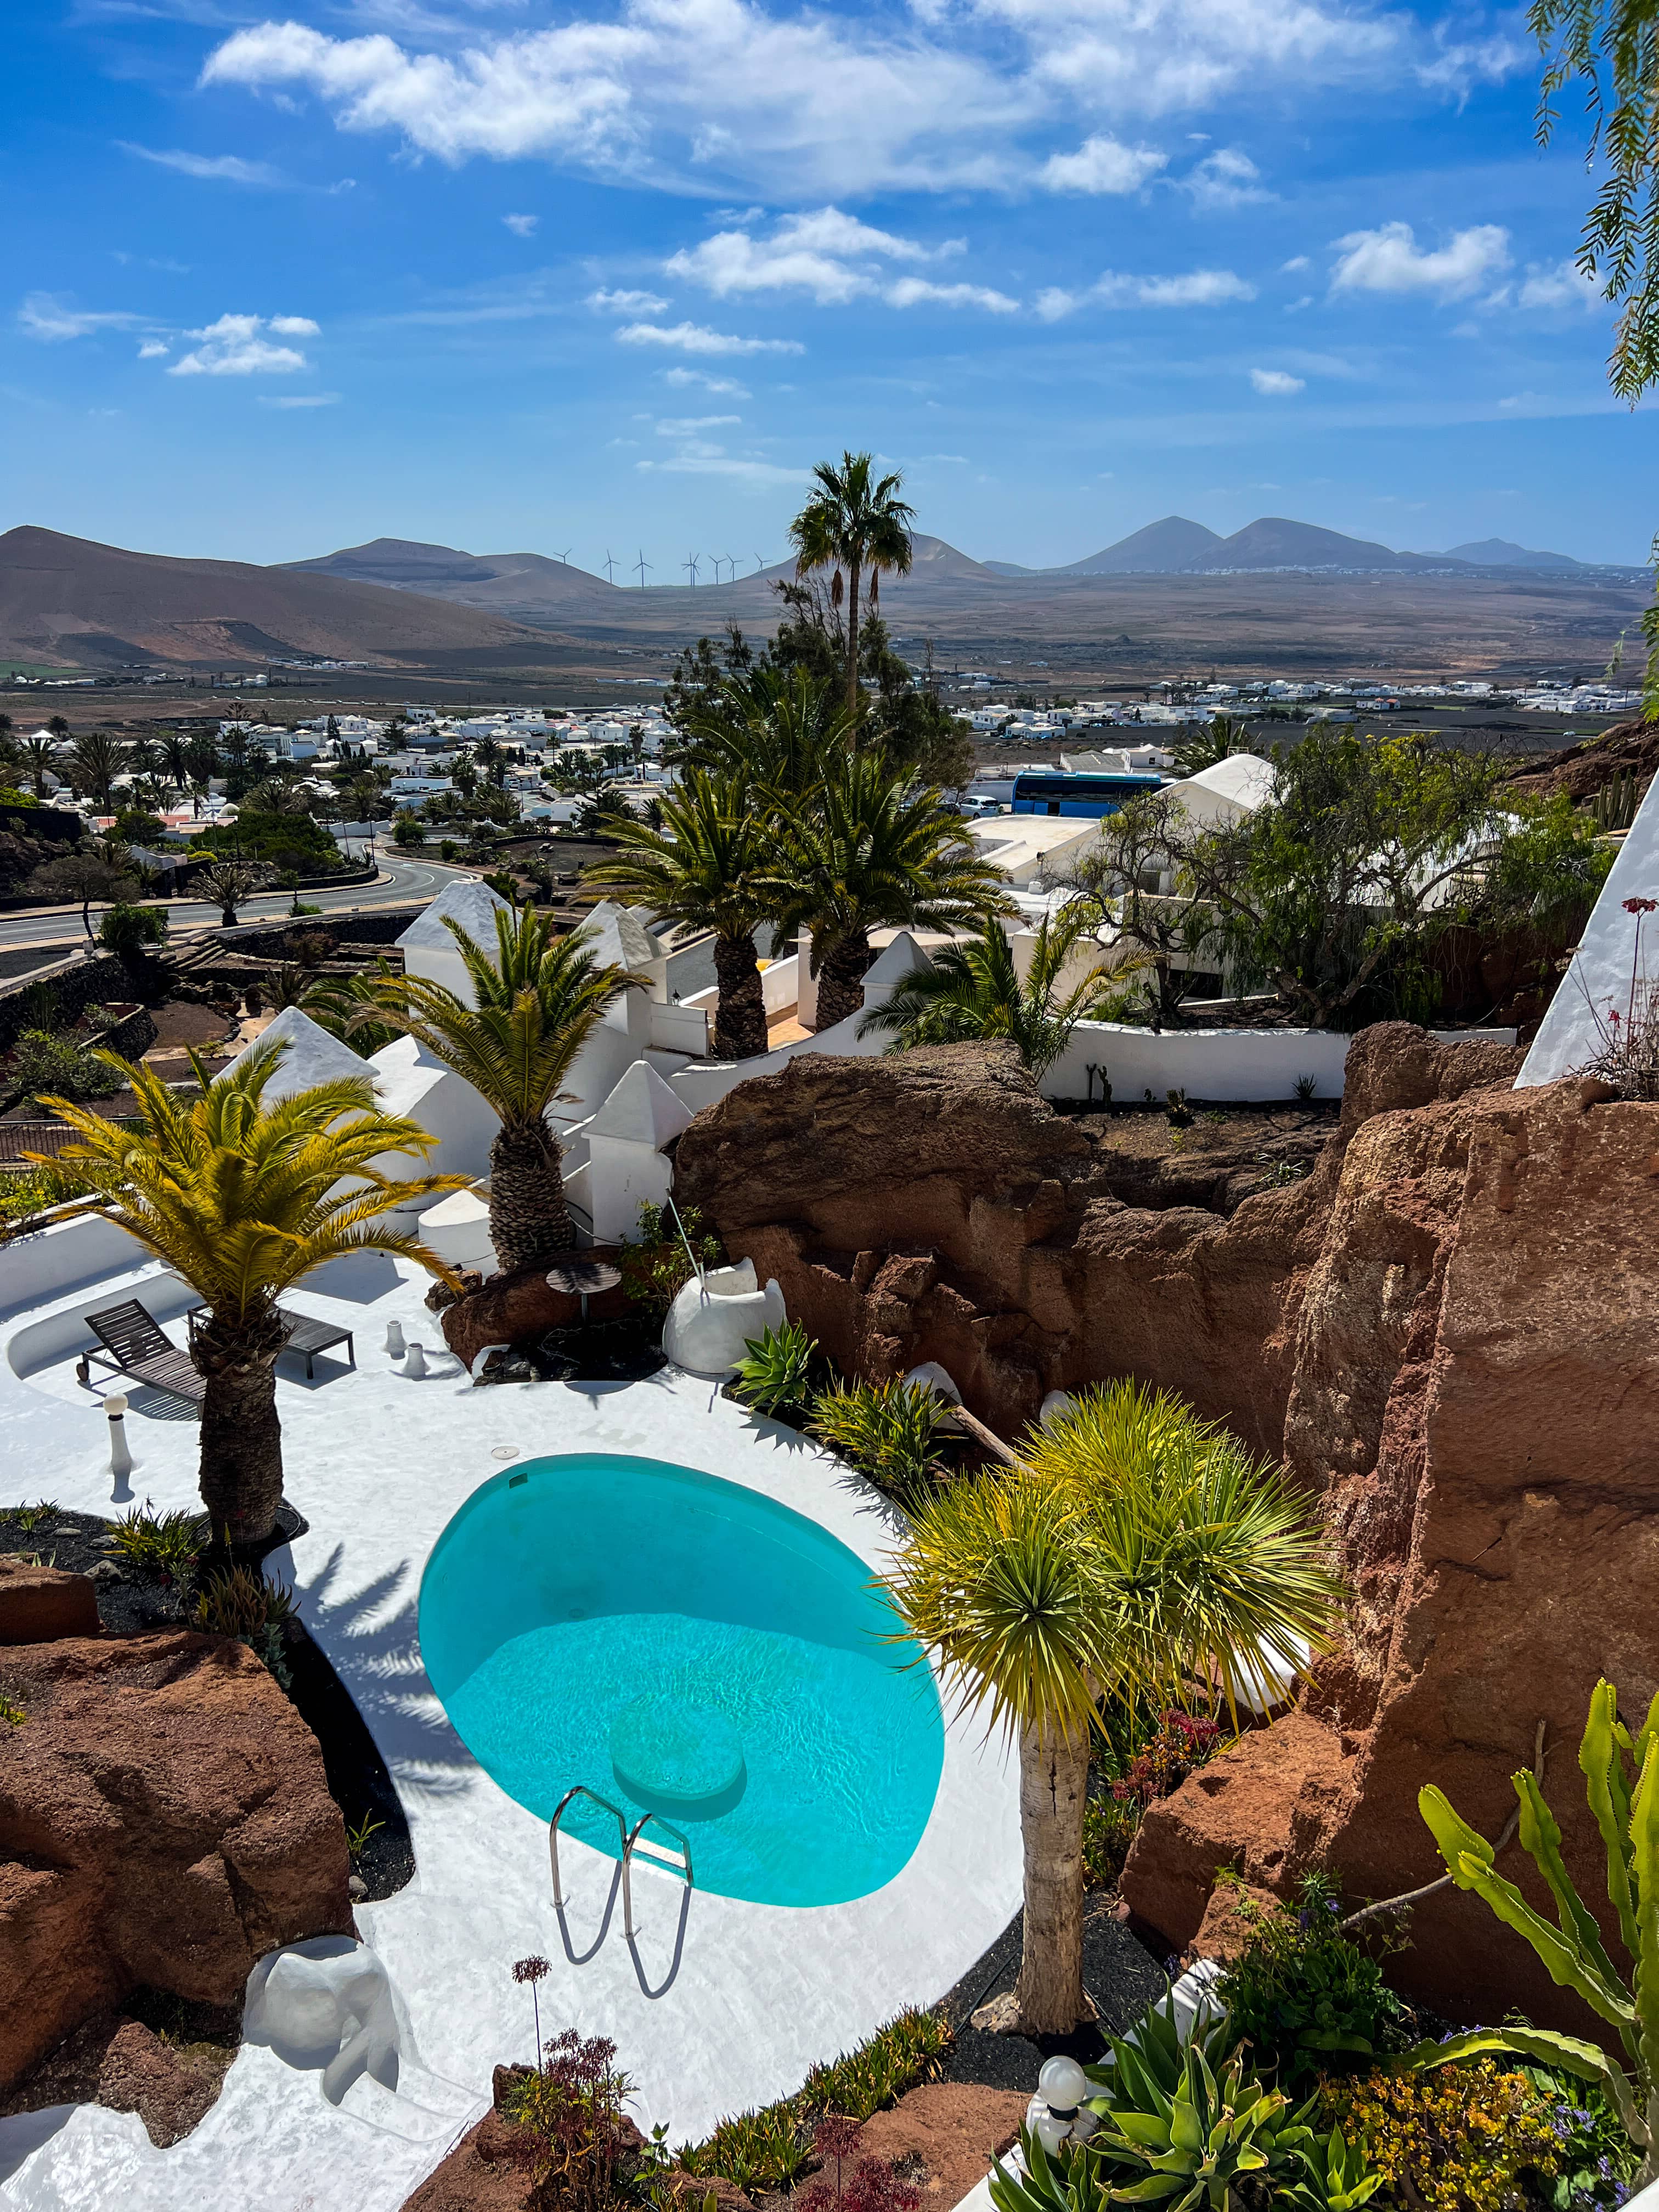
[
  {"left": 648, "top": 1002, "right": 710, "bottom": 1056},
  {"left": 759, "top": 953, "right": 799, "bottom": 1015},
  {"left": 0, "top": 1214, "right": 153, "bottom": 1318},
  {"left": 1040, "top": 1020, "right": 1517, "bottom": 1104},
  {"left": 588, "top": 1133, "right": 674, "bottom": 1242},
  {"left": 1518, "top": 779, "right": 1659, "bottom": 1085}
]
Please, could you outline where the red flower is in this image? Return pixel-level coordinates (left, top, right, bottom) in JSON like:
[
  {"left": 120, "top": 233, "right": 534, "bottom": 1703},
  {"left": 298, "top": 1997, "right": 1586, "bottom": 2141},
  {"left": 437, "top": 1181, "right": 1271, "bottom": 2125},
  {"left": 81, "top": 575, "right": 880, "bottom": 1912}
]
[{"left": 1623, "top": 896, "right": 1657, "bottom": 915}]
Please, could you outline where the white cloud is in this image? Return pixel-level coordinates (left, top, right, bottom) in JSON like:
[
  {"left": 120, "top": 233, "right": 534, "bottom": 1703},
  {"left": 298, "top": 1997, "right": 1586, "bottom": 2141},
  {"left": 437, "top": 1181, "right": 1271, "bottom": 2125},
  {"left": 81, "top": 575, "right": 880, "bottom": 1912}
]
[
  {"left": 18, "top": 294, "right": 142, "bottom": 341},
  {"left": 1184, "top": 146, "right": 1270, "bottom": 208},
  {"left": 1250, "top": 366, "right": 1305, "bottom": 393},
  {"left": 885, "top": 277, "right": 1018, "bottom": 311},
  {"left": 589, "top": 286, "right": 670, "bottom": 313},
  {"left": 1415, "top": 27, "right": 1529, "bottom": 94},
  {"left": 1035, "top": 286, "right": 1079, "bottom": 321},
  {"left": 662, "top": 366, "right": 749, "bottom": 394},
  {"left": 259, "top": 392, "right": 342, "bottom": 407},
  {"left": 1095, "top": 267, "right": 1256, "bottom": 306},
  {"left": 667, "top": 207, "right": 944, "bottom": 306},
  {"left": 615, "top": 320, "right": 803, "bottom": 354},
  {"left": 1039, "top": 134, "right": 1166, "bottom": 194},
  {"left": 654, "top": 412, "right": 742, "bottom": 432},
  {"left": 503, "top": 212, "right": 539, "bottom": 236},
  {"left": 1330, "top": 219, "right": 1510, "bottom": 298},
  {"left": 198, "top": 0, "right": 1402, "bottom": 200},
  {"left": 118, "top": 143, "right": 287, "bottom": 187},
  {"left": 637, "top": 442, "right": 806, "bottom": 485},
  {"left": 167, "top": 312, "right": 316, "bottom": 376},
  {"left": 138, "top": 339, "right": 171, "bottom": 359},
  {"left": 1516, "top": 257, "right": 1601, "bottom": 313}
]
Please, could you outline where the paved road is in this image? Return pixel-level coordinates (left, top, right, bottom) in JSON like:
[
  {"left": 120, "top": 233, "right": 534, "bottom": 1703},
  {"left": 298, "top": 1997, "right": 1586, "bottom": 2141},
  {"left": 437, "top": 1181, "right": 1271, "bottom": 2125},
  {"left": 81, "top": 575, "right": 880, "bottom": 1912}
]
[{"left": 0, "top": 851, "right": 474, "bottom": 963}]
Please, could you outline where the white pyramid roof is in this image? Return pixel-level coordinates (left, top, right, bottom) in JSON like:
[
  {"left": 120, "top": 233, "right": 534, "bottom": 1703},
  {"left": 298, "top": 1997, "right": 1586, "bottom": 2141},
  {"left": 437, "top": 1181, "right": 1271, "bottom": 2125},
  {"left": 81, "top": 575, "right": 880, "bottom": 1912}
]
[
  {"left": 588, "top": 1058, "right": 695, "bottom": 1149},
  {"left": 229, "top": 1006, "right": 368, "bottom": 1099},
  {"left": 396, "top": 877, "right": 512, "bottom": 953},
  {"left": 578, "top": 900, "right": 661, "bottom": 969},
  {"left": 863, "top": 930, "right": 930, "bottom": 992},
  {"left": 1185, "top": 753, "right": 1276, "bottom": 810}
]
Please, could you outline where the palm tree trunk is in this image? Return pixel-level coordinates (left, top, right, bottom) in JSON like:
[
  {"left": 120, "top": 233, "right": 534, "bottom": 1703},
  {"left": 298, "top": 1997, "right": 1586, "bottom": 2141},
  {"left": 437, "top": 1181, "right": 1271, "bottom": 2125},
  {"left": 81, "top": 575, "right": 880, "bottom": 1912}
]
[
  {"left": 814, "top": 930, "right": 873, "bottom": 1031},
  {"left": 713, "top": 930, "right": 769, "bottom": 1059},
  {"left": 845, "top": 552, "right": 862, "bottom": 715},
  {"left": 489, "top": 1118, "right": 574, "bottom": 1272},
  {"left": 1012, "top": 1718, "right": 1090, "bottom": 2034},
  {"left": 194, "top": 1306, "right": 289, "bottom": 1549}
]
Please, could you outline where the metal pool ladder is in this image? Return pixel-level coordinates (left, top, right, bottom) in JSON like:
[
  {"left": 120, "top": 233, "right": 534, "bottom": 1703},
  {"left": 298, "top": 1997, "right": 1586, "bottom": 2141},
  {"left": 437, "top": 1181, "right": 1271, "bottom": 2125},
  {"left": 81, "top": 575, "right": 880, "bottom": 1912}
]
[{"left": 550, "top": 1787, "right": 694, "bottom": 1941}]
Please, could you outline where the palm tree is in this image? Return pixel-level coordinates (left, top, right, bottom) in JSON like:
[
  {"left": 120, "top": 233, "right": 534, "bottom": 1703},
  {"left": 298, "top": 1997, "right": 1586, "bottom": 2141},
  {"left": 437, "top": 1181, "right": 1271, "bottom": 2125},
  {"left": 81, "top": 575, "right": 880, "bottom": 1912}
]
[
  {"left": 197, "top": 856, "right": 268, "bottom": 926},
  {"left": 160, "top": 731, "right": 193, "bottom": 794},
  {"left": 680, "top": 666, "right": 854, "bottom": 798},
  {"left": 770, "top": 753, "right": 1010, "bottom": 1030},
  {"left": 26, "top": 1040, "right": 465, "bottom": 1547},
  {"left": 885, "top": 1380, "right": 1338, "bottom": 2034},
  {"left": 789, "top": 453, "right": 915, "bottom": 713},
  {"left": 365, "top": 906, "right": 644, "bottom": 1271},
  {"left": 584, "top": 768, "right": 774, "bottom": 1059},
  {"left": 66, "top": 734, "right": 126, "bottom": 814},
  {"left": 20, "top": 734, "right": 55, "bottom": 799},
  {"left": 859, "top": 911, "right": 1116, "bottom": 1076}
]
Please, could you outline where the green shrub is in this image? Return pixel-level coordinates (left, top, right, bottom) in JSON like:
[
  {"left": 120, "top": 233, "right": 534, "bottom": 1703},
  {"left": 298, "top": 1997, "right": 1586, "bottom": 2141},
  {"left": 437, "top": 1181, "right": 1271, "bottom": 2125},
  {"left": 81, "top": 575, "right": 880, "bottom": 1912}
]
[
  {"left": 1319, "top": 2060, "right": 1561, "bottom": 2212},
  {"left": 191, "top": 1565, "right": 298, "bottom": 1684},
  {"left": 189, "top": 814, "right": 343, "bottom": 872},
  {"left": 0, "top": 1164, "right": 82, "bottom": 1231},
  {"left": 107, "top": 1499, "right": 201, "bottom": 1582},
  {"left": 618, "top": 1201, "right": 723, "bottom": 1313},
  {"left": 0, "top": 1692, "right": 23, "bottom": 1728},
  {"left": 1080, "top": 1795, "right": 1141, "bottom": 1891},
  {"left": 733, "top": 1322, "right": 820, "bottom": 1420},
  {"left": 1521, "top": 2067, "right": 1642, "bottom": 2211},
  {"left": 1215, "top": 1871, "right": 1410, "bottom": 2087},
  {"left": 98, "top": 901, "right": 168, "bottom": 966},
  {"left": 808, "top": 1380, "right": 946, "bottom": 1497},
  {"left": 499, "top": 2029, "right": 635, "bottom": 2212},
  {"left": 676, "top": 2010, "right": 951, "bottom": 2194},
  {"left": 8, "top": 1027, "right": 125, "bottom": 1107}
]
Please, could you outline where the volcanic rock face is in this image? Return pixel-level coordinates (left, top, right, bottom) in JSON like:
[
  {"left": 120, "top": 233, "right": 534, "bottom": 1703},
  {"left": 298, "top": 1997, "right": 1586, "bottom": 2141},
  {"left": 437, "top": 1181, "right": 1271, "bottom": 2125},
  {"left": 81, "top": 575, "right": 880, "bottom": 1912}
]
[
  {"left": 0, "top": 1558, "right": 99, "bottom": 1644},
  {"left": 674, "top": 1025, "right": 1659, "bottom": 2028},
  {"left": 0, "top": 1629, "right": 352, "bottom": 2087},
  {"left": 671, "top": 1030, "right": 1522, "bottom": 1457},
  {"left": 1124, "top": 1071, "right": 1659, "bottom": 2027}
]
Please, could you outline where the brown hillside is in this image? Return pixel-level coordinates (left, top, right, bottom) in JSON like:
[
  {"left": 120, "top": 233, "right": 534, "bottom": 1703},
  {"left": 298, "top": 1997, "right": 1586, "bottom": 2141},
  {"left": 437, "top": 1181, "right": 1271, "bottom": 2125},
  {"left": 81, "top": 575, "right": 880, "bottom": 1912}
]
[
  {"left": 0, "top": 526, "right": 565, "bottom": 669},
  {"left": 1505, "top": 715, "right": 1659, "bottom": 803}
]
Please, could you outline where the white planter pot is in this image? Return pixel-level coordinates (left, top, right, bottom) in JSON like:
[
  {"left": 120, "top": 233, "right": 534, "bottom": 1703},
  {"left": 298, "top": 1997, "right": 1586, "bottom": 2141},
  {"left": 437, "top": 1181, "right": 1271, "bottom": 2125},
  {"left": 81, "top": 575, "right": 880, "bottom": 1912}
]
[{"left": 662, "top": 1260, "right": 786, "bottom": 1379}]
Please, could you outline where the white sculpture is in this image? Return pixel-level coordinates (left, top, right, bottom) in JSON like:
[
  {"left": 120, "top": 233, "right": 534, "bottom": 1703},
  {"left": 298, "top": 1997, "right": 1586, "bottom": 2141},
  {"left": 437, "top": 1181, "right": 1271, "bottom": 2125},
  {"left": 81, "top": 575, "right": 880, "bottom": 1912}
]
[
  {"left": 244, "top": 1936, "right": 408, "bottom": 2105},
  {"left": 662, "top": 1259, "right": 786, "bottom": 1379},
  {"left": 904, "top": 1362, "right": 962, "bottom": 1404}
]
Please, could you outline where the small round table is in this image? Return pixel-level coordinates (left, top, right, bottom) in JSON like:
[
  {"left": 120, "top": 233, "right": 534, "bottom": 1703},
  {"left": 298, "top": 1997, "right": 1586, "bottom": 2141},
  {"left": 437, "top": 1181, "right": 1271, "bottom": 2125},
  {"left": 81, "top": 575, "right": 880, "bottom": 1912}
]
[{"left": 544, "top": 1258, "right": 622, "bottom": 1323}]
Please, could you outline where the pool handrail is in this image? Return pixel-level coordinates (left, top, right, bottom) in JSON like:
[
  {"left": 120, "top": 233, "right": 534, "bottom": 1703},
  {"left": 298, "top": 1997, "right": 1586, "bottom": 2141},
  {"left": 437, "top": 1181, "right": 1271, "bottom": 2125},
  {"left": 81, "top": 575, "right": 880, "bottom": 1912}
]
[
  {"left": 550, "top": 1788, "right": 694, "bottom": 1942},
  {"left": 549, "top": 1784, "right": 630, "bottom": 1923}
]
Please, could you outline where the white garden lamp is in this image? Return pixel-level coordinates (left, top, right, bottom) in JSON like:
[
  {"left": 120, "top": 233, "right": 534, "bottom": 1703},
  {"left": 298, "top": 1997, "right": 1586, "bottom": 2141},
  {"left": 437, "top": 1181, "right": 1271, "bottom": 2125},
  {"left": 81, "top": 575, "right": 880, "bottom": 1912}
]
[{"left": 105, "top": 1393, "right": 133, "bottom": 1481}]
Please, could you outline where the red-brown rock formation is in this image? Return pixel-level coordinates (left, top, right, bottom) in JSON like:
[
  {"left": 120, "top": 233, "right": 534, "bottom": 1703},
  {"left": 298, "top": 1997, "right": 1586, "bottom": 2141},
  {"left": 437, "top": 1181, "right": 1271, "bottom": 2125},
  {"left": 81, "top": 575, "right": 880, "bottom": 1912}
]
[
  {"left": 1124, "top": 1069, "right": 1659, "bottom": 2029},
  {"left": 439, "top": 1246, "right": 629, "bottom": 1372},
  {"left": 0, "top": 1558, "right": 99, "bottom": 1644},
  {"left": 674, "top": 1025, "right": 1659, "bottom": 2029},
  {"left": 0, "top": 1628, "right": 352, "bottom": 2087}
]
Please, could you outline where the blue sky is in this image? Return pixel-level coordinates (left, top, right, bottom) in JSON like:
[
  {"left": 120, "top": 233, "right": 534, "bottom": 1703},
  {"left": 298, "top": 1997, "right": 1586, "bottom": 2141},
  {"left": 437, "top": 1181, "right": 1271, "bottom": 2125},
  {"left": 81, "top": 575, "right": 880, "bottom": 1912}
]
[{"left": 5, "top": 0, "right": 1651, "bottom": 570}]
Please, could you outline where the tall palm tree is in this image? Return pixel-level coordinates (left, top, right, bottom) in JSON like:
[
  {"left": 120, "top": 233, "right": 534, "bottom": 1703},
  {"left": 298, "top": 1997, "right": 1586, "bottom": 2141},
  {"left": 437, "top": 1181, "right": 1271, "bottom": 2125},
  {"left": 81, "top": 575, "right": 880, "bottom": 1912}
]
[
  {"left": 68, "top": 729, "right": 127, "bottom": 812},
  {"left": 365, "top": 906, "right": 644, "bottom": 1271},
  {"left": 770, "top": 753, "right": 1010, "bottom": 1030},
  {"left": 859, "top": 910, "right": 1116, "bottom": 1076},
  {"left": 680, "top": 666, "right": 855, "bottom": 798},
  {"left": 26, "top": 1040, "right": 464, "bottom": 1547},
  {"left": 20, "top": 734, "right": 55, "bottom": 799},
  {"left": 886, "top": 1380, "right": 1338, "bottom": 2035},
  {"left": 160, "top": 730, "right": 193, "bottom": 794},
  {"left": 789, "top": 453, "right": 916, "bottom": 713},
  {"left": 584, "top": 768, "right": 774, "bottom": 1060}
]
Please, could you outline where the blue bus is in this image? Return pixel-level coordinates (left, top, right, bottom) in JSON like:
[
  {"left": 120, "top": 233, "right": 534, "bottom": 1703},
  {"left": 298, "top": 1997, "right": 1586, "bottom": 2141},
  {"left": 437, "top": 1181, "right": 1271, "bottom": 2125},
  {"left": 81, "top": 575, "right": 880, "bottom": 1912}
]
[{"left": 1010, "top": 770, "right": 1164, "bottom": 819}]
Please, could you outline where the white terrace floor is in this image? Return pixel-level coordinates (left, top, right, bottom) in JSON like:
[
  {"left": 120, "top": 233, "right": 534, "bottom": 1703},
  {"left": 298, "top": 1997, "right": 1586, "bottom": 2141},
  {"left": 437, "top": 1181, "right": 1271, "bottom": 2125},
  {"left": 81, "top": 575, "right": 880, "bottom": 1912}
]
[{"left": 0, "top": 1243, "right": 1022, "bottom": 2212}]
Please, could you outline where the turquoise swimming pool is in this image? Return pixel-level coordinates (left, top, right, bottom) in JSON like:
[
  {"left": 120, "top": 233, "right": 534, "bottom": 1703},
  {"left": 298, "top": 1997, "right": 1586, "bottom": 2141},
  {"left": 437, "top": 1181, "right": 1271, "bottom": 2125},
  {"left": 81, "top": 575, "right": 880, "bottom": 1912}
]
[{"left": 417, "top": 1454, "right": 946, "bottom": 1908}]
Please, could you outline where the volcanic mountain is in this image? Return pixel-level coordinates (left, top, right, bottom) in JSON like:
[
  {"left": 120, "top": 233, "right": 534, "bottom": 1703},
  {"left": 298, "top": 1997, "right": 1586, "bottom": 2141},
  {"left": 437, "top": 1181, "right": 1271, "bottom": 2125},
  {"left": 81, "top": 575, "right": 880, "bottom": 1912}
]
[{"left": 0, "top": 526, "right": 561, "bottom": 668}]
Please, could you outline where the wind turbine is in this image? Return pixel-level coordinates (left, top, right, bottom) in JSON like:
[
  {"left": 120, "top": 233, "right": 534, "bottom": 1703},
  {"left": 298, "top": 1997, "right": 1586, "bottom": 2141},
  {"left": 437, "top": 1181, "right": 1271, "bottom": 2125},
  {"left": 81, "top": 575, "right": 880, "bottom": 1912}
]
[
  {"left": 683, "top": 552, "right": 702, "bottom": 586},
  {"left": 634, "top": 549, "right": 652, "bottom": 589},
  {"left": 753, "top": 551, "right": 771, "bottom": 575},
  {"left": 601, "top": 550, "right": 618, "bottom": 585},
  {"left": 720, "top": 554, "right": 739, "bottom": 584},
  {"left": 555, "top": 546, "right": 573, "bottom": 565}
]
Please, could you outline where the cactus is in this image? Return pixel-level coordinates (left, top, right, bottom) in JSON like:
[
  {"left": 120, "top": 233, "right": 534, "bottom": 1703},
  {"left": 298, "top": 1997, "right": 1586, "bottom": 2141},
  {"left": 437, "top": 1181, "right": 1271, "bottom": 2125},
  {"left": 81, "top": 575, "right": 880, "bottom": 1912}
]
[{"left": 1408, "top": 1678, "right": 1659, "bottom": 2182}]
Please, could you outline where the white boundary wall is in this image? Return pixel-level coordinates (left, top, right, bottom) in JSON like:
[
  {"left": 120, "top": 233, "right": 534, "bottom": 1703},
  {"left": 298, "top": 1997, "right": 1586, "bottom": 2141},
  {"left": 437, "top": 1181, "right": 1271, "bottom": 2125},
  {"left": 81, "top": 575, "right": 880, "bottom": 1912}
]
[{"left": 1041, "top": 1020, "right": 1516, "bottom": 1105}]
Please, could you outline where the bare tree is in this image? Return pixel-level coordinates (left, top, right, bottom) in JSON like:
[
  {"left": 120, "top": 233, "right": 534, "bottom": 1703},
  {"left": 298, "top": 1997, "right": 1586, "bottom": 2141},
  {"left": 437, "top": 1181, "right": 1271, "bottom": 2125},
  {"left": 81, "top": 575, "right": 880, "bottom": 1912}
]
[{"left": 1055, "top": 792, "right": 1226, "bottom": 1029}]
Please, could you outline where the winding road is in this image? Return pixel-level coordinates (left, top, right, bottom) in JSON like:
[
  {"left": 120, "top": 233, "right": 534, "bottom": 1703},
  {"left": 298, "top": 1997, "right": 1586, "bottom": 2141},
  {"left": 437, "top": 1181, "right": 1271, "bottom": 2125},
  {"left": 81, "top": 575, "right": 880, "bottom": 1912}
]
[{"left": 0, "top": 851, "right": 472, "bottom": 966}]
